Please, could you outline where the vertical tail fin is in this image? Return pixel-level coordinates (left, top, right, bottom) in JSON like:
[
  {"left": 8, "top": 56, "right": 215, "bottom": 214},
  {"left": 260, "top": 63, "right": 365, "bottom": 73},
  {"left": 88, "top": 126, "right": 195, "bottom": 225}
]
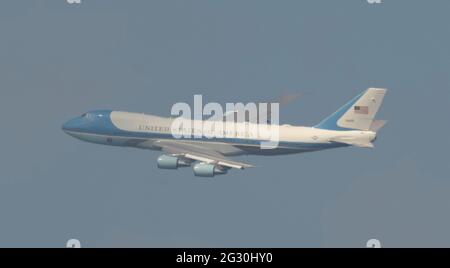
[{"left": 314, "top": 88, "right": 387, "bottom": 131}]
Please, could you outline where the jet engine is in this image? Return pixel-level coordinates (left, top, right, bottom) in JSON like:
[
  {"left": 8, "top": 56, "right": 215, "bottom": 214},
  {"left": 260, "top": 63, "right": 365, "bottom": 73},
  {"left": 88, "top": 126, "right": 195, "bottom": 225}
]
[
  {"left": 157, "top": 154, "right": 191, "bottom": 169},
  {"left": 192, "top": 162, "right": 227, "bottom": 177}
]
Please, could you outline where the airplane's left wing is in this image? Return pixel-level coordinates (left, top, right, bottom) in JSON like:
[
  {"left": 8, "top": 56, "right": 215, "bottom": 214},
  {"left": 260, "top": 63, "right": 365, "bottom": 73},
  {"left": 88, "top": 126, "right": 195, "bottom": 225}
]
[{"left": 154, "top": 140, "right": 254, "bottom": 169}]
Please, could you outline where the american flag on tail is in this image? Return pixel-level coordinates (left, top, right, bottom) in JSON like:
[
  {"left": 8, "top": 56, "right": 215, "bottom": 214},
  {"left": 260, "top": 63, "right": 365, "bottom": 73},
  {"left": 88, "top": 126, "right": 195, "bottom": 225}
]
[{"left": 354, "top": 105, "right": 369, "bottom": 114}]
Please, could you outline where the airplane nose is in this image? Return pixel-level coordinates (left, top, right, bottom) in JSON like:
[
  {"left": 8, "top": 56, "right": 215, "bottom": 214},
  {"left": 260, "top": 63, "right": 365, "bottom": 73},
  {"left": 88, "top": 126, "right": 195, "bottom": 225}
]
[
  {"left": 62, "top": 117, "right": 82, "bottom": 133},
  {"left": 62, "top": 119, "right": 73, "bottom": 132}
]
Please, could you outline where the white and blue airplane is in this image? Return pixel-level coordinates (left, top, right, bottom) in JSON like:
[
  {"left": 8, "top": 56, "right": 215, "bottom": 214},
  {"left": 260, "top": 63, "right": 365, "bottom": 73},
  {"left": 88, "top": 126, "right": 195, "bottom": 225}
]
[{"left": 62, "top": 88, "right": 387, "bottom": 177}]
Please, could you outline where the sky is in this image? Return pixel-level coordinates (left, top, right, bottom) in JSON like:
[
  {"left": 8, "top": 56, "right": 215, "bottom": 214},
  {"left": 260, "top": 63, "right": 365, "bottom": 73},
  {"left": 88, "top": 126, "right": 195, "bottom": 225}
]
[{"left": 0, "top": 0, "right": 449, "bottom": 247}]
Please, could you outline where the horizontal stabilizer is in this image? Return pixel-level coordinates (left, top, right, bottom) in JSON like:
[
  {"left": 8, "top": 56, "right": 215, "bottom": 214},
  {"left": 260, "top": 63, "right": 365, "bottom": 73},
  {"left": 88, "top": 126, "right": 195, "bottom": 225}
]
[
  {"left": 329, "top": 137, "right": 374, "bottom": 148},
  {"left": 369, "top": 120, "right": 387, "bottom": 132}
]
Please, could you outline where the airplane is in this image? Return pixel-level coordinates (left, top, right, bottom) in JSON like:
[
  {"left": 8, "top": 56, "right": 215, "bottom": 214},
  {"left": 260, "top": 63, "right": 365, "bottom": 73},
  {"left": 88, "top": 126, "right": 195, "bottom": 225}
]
[{"left": 62, "top": 88, "right": 387, "bottom": 177}]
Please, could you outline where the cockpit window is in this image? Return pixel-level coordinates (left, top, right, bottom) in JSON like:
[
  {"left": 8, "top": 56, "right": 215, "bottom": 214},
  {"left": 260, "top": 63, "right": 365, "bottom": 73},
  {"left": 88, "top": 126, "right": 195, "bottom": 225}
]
[{"left": 81, "top": 113, "right": 87, "bottom": 118}]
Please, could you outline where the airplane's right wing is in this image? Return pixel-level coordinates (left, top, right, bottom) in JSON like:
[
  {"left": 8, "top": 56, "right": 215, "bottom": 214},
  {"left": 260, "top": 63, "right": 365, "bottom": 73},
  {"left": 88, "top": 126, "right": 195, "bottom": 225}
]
[{"left": 221, "top": 92, "right": 302, "bottom": 123}]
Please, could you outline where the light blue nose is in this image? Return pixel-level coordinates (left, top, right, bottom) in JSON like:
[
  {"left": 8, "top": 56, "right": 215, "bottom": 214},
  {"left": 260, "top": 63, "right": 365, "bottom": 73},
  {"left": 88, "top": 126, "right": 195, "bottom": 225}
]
[{"left": 62, "top": 117, "right": 85, "bottom": 133}]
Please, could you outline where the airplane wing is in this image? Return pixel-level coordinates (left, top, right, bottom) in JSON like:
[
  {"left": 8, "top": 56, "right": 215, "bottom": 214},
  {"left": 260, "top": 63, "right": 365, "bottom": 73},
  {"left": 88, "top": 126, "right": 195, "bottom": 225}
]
[
  {"left": 221, "top": 92, "right": 302, "bottom": 123},
  {"left": 329, "top": 137, "right": 374, "bottom": 148},
  {"left": 153, "top": 140, "right": 254, "bottom": 169}
]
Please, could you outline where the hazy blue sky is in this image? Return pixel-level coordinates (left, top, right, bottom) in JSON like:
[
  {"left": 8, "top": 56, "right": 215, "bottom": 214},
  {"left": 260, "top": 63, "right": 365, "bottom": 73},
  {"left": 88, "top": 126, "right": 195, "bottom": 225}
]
[{"left": 1, "top": 0, "right": 449, "bottom": 247}]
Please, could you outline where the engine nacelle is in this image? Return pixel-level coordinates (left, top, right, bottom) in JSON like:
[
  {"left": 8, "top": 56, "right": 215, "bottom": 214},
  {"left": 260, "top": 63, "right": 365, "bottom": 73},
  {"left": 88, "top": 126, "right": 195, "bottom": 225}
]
[
  {"left": 192, "top": 163, "right": 227, "bottom": 177},
  {"left": 157, "top": 155, "right": 190, "bottom": 169}
]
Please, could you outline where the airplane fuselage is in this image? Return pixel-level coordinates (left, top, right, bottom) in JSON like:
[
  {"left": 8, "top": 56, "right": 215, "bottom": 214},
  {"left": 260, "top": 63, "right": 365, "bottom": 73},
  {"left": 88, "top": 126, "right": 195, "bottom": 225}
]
[
  {"left": 62, "top": 110, "right": 376, "bottom": 156},
  {"left": 62, "top": 88, "right": 386, "bottom": 176}
]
